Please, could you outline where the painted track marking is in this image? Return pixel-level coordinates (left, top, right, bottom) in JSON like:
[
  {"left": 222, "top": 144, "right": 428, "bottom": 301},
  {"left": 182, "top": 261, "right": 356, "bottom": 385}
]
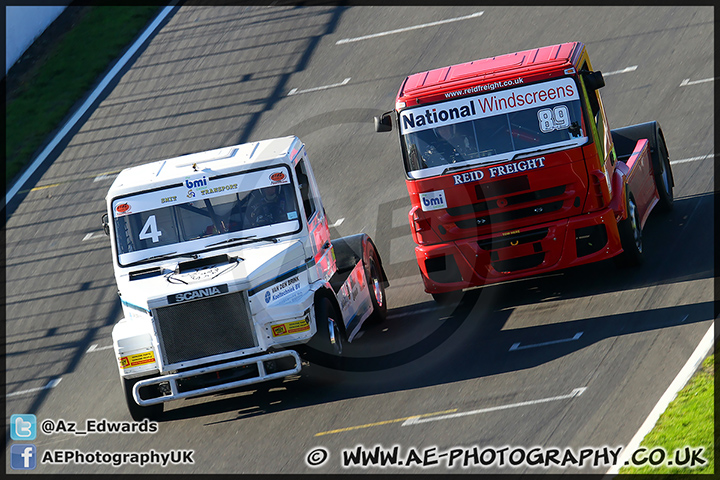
[
  {"left": 315, "top": 408, "right": 458, "bottom": 436},
  {"left": 604, "top": 65, "right": 638, "bottom": 76},
  {"left": 288, "top": 78, "right": 350, "bottom": 96},
  {"left": 82, "top": 233, "right": 106, "bottom": 242},
  {"left": 509, "top": 332, "right": 583, "bottom": 351},
  {"left": 679, "top": 77, "right": 715, "bottom": 87},
  {"left": 6, "top": 378, "right": 62, "bottom": 398},
  {"left": 336, "top": 11, "right": 484, "bottom": 45},
  {"left": 87, "top": 344, "right": 114, "bottom": 353},
  {"left": 402, "top": 388, "right": 587, "bottom": 426},
  {"left": 670, "top": 153, "right": 716, "bottom": 165}
]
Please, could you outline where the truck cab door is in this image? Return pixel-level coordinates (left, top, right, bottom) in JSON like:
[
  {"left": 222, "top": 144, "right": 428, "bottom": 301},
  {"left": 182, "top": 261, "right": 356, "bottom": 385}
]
[
  {"left": 579, "top": 59, "right": 616, "bottom": 204},
  {"left": 295, "top": 157, "right": 333, "bottom": 282}
]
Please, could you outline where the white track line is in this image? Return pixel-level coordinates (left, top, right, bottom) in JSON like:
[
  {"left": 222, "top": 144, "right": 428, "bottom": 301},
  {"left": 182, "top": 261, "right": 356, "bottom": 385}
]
[
  {"left": 606, "top": 321, "right": 715, "bottom": 476},
  {"left": 288, "top": 77, "right": 351, "bottom": 96},
  {"left": 603, "top": 66, "right": 638, "bottom": 76},
  {"left": 402, "top": 388, "right": 586, "bottom": 426},
  {"left": 6, "top": 378, "right": 62, "bottom": 398},
  {"left": 509, "top": 332, "right": 583, "bottom": 351},
  {"left": 670, "top": 153, "right": 715, "bottom": 165},
  {"left": 679, "top": 77, "right": 715, "bottom": 87},
  {"left": 86, "top": 344, "right": 114, "bottom": 353},
  {"left": 336, "top": 11, "right": 484, "bottom": 45},
  {"left": 5, "top": 5, "right": 176, "bottom": 206}
]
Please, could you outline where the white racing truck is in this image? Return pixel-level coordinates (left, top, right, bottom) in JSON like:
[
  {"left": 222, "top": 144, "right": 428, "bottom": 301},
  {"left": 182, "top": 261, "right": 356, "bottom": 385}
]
[{"left": 101, "top": 136, "right": 388, "bottom": 420}]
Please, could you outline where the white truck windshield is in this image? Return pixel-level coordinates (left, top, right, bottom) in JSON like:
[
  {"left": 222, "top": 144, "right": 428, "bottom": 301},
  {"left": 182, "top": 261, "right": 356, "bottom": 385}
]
[
  {"left": 400, "top": 77, "right": 587, "bottom": 178},
  {"left": 112, "top": 166, "right": 300, "bottom": 266}
]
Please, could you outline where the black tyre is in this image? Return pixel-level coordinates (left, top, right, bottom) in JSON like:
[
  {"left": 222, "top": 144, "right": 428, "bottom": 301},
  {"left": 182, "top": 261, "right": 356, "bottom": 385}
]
[
  {"left": 653, "top": 133, "right": 674, "bottom": 212},
  {"left": 432, "top": 290, "right": 464, "bottom": 306},
  {"left": 615, "top": 190, "right": 644, "bottom": 267},
  {"left": 364, "top": 246, "right": 387, "bottom": 324},
  {"left": 305, "top": 296, "right": 345, "bottom": 370},
  {"left": 122, "top": 376, "right": 163, "bottom": 421}
]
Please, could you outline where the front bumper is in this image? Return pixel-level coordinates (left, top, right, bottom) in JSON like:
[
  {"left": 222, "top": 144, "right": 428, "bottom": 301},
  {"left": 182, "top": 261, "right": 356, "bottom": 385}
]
[
  {"left": 415, "top": 207, "right": 623, "bottom": 294},
  {"left": 132, "top": 350, "right": 301, "bottom": 406}
]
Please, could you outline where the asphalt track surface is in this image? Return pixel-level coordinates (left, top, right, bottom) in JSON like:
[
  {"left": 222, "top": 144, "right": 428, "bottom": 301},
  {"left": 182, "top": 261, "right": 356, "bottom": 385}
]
[{"left": 4, "top": 5, "right": 715, "bottom": 475}]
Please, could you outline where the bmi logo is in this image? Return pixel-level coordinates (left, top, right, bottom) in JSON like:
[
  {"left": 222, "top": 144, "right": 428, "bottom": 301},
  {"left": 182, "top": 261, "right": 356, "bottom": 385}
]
[
  {"left": 185, "top": 176, "right": 208, "bottom": 189},
  {"left": 419, "top": 190, "right": 447, "bottom": 212}
]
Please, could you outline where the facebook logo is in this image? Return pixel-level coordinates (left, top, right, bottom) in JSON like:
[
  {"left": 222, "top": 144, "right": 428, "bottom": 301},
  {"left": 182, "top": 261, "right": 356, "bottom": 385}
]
[
  {"left": 10, "top": 414, "right": 36, "bottom": 440},
  {"left": 11, "top": 444, "right": 37, "bottom": 470}
]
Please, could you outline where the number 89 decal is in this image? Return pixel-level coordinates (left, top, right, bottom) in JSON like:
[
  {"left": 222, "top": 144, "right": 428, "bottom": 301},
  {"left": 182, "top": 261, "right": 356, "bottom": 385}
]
[{"left": 537, "top": 105, "right": 570, "bottom": 133}]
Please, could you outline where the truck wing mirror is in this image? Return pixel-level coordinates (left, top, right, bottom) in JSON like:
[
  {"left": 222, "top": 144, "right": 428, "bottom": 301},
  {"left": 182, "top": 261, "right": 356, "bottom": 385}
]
[
  {"left": 101, "top": 213, "right": 110, "bottom": 236},
  {"left": 374, "top": 111, "right": 393, "bottom": 132},
  {"left": 581, "top": 70, "right": 605, "bottom": 91}
]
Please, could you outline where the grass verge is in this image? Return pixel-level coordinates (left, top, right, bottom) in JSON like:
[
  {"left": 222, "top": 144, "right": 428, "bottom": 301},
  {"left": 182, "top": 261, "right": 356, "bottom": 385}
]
[
  {"left": 5, "top": 5, "right": 161, "bottom": 189},
  {"left": 619, "top": 354, "right": 714, "bottom": 475}
]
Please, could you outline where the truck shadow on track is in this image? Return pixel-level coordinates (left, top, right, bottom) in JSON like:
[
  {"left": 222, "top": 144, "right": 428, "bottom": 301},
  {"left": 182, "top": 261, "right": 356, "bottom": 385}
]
[{"left": 158, "top": 193, "right": 713, "bottom": 423}]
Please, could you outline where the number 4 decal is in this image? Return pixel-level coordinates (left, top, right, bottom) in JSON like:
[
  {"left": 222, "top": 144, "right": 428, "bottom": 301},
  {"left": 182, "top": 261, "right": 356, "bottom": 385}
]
[
  {"left": 537, "top": 105, "right": 571, "bottom": 133},
  {"left": 139, "top": 215, "right": 162, "bottom": 243}
]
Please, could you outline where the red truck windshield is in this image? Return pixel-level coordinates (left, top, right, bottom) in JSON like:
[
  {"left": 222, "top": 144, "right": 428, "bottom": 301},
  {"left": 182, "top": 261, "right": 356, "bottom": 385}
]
[{"left": 399, "top": 77, "right": 587, "bottom": 178}]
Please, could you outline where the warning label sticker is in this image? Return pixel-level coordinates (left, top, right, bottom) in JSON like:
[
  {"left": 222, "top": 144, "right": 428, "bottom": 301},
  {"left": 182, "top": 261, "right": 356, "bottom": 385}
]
[
  {"left": 271, "top": 318, "right": 310, "bottom": 337},
  {"left": 120, "top": 351, "right": 156, "bottom": 369}
]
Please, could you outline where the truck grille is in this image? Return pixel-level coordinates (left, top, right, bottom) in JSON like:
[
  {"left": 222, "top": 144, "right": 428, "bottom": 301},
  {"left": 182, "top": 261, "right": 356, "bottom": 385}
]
[
  {"left": 454, "top": 200, "right": 564, "bottom": 229},
  {"left": 153, "top": 292, "right": 257, "bottom": 366},
  {"left": 446, "top": 185, "right": 566, "bottom": 217}
]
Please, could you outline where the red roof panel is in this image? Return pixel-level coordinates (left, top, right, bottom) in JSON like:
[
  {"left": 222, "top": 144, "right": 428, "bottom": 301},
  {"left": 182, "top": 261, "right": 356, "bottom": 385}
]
[{"left": 400, "top": 42, "right": 581, "bottom": 99}]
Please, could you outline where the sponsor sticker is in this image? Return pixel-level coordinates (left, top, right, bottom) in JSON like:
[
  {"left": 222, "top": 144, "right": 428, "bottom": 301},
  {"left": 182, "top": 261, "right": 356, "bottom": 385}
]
[
  {"left": 113, "top": 167, "right": 290, "bottom": 217},
  {"left": 453, "top": 169, "right": 484, "bottom": 185},
  {"left": 400, "top": 77, "right": 578, "bottom": 134},
  {"left": 419, "top": 190, "right": 447, "bottom": 212},
  {"left": 184, "top": 176, "right": 208, "bottom": 190},
  {"left": 264, "top": 276, "right": 301, "bottom": 304},
  {"left": 487, "top": 157, "right": 545, "bottom": 178},
  {"left": 119, "top": 350, "right": 156, "bottom": 369},
  {"left": 271, "top": 318, "right": 310, "bottom": 337},
  {"left": 270, "top": 172, "right": 286, "bottom": 183},
  {"left": 269, "top": 171, "right": 290, "bottom": 185},
  {"left": 115, "top": 203, "right": 131, "bottom": 215}
]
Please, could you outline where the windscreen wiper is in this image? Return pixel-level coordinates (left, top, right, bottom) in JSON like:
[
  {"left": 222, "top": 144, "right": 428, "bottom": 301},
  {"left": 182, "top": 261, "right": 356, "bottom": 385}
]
[
  {"left": 206, "top": 235, "right": 256, "bottom": 248},
  {"left": 125, "top": 252, "right": 197, "bottom": 268},
  {"left": 207, "top": 235, "right": 280, "bottom": 248},
  {"left": 442, "top": 158, "right": 507, "bottom": 176},
  {"left": 511, "top": 143, "right": 578, "bottom": 162}
]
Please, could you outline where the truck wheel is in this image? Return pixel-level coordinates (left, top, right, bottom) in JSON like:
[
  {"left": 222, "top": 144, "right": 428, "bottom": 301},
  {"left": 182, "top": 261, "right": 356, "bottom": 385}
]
[
  {"left": 308, "top": 297, "right": 344, "bottom": 370},
  {"left": 432, "top": 290, "right": 463, "bottom": 306},
  {"left": 365, "top": 246, "right": 387, "bottom": 324},
  {"left": 653, "top": 135, "right": 674, "bottom": 212},
  {"left": 615, "top": 191, "right": 644, "bottom": 267},
  {"left": 122, "top": 377, "right": 163, "bottom": 421}
]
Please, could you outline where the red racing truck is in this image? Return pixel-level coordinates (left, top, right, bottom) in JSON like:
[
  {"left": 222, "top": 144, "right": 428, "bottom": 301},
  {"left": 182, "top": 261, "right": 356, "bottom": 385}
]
[{"left": 375, "top": 42, "right": 673, "bottom": 303}]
